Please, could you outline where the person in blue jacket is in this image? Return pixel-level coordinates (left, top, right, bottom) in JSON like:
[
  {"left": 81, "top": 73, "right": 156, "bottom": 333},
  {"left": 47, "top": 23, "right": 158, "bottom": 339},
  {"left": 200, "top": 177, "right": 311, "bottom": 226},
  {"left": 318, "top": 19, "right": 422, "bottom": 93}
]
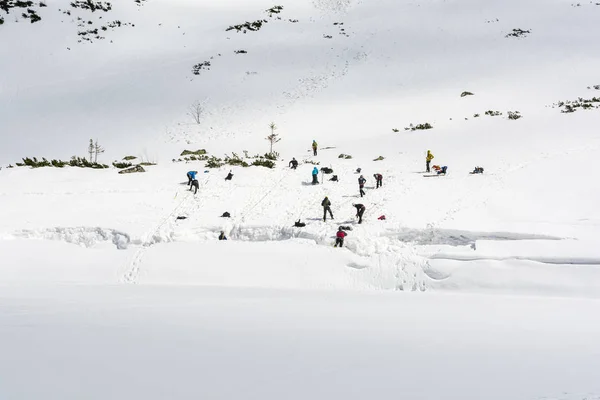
[
  {"left": 312, "top": 167, "right": 319, "bottom": 185},
  {"left": 187, "top": 170, "right": 198, "bottom": 186}
]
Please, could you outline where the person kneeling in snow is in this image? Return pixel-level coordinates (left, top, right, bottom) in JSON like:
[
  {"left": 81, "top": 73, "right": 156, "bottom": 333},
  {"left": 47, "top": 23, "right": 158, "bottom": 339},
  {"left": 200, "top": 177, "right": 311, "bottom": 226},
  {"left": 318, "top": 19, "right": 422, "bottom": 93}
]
[
  {"left": 289, "top": 158, "right": 298, "bottom": 169},
  {"left": 470, "top": 166, "right": 484, "bottom": 174},
  {"left": 218, "top": 231, "right": 227, "bottom": 240},
  {"left": 437, "top": 166, "right": 448, "bottom": 175},
  {"left": 334, "top": 227, "right": 347, "bottom": 247},
  {"left": 225, "top": 170, "right": 233, "bottom": 181}
]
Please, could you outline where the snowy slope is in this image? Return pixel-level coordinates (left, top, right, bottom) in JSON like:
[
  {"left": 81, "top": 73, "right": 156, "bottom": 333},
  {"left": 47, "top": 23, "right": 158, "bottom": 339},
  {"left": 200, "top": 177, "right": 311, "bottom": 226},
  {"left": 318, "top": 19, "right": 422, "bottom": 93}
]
[{"left": 2, "top": 0, "right": 600, "bottom": 398}]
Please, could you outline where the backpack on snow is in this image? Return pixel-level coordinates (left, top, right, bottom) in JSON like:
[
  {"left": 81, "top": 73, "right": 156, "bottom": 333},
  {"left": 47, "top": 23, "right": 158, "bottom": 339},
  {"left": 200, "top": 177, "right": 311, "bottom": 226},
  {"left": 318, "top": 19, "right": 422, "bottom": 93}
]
[{"left": 321, "top": 167, "right": 333, "bottom": 174}]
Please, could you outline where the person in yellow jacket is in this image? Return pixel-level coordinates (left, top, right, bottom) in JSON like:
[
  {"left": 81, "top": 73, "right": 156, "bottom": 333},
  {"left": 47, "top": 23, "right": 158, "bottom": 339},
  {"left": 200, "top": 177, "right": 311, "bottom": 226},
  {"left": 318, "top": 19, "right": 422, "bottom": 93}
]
[
  {"left": 426, "top": 150, "right": 434, "bottom": 172},
  {"left": 312, "top": 140, "right": 318, "bottom": 156}
]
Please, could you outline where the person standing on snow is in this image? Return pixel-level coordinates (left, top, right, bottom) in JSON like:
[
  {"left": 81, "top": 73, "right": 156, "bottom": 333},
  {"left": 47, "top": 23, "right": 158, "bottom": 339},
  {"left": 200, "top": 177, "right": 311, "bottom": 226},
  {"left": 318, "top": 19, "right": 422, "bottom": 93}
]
[
  {"left": 321, "top": 196, "right": 334, "bottom": 222},
  {"left": 190, "top": 179, "right": 200, "bottom": 194},
  {"left": 312, "top": 140, "right": 318, "bottom": 156},
  {"left": 373, "top": 173, "right": 383, "bottom": 188},
  {"left": 289, "top": 157, "right": 298, "bottom": 170},
  {"left": 358, "top": 175, "right": 366, "bottom": 197},
  {"left": 426, "top": 150, "right": 434, "bottom": 173},
  {"left": 218, "top": 231, "right": 227, "bottom": 240},
  {"left": 187, "top": 170, "right": 198, "bottom": 186},
  {"left": 312, "top": 166, "right": 319, "bottom": 185},
  {"left": 225, "top": 170, "right": 233, "bottom": 181},
  {"left": 353, "top": 203, "right": 366, "bottom": 224},
  {"left": 334, "top": 227, "right": 347, "bottom": 248}
]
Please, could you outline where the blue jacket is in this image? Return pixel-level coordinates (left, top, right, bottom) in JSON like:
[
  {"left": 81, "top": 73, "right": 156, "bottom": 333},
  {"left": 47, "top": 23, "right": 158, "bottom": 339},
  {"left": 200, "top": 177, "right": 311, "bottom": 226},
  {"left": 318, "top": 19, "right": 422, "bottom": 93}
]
[
  {"left": 188, "top": 171, "right": 197, "bottom": 179},
  {"left": 312, "top": 167, "right": 319, "bottom": 176}
]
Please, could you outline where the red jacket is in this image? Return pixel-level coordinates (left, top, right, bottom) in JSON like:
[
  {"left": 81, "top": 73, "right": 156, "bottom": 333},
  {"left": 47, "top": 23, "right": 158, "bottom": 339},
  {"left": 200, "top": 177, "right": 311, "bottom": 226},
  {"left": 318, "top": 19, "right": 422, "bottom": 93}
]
[{"left": 336, "top": 231, "right": 347, "bottom": 238}]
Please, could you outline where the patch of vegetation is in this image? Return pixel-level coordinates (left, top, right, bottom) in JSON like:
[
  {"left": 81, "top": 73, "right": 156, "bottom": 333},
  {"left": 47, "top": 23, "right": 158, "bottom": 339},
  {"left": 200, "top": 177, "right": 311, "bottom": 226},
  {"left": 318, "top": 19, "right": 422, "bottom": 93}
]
[
  {"left": 234, "top": 49, "right": 248, "bottom": 54},
  {"left": 484, "top": 110, "right": 502, "bottom": 116},
  {"left": 112, "top": 161, "right": 133, "bottom": 169},
  {"left": 251, "top": 159, "right": 275, "bottom": 168},
  {"left": 460, "top": 91, "right": 474, "bottom": 97},
  {"left": 392, "top": 128, "right": 399, "bottom": 132},
  {"left": 404, "top": 123, "right": 433, "bottom": 131},
  {"left": 206, "top": 156, "right": 224, "bottom": 169},
  {"left": 552, "top": 97, "right": 600, "bottom": 113},
  {"left": 473, "top": 113, "right": 480, "bottom": 118},
  {"left": 224, "top": 153, "right": 249, "bottom": 167},
  {"left": 16, "top": 156, "right": 109, "bottom": 169},
  {"left": 588, "top": 85, "right": 600, "bottom": 90},
  {"left": 2, "top": 1, "right": 141, "bottom": 44},
  {"left": 122, "top": 155, "right": 137, "bottom": 161},
  {"left": 338, "top": 154, "right": 352, "bottom": 159},
  {"left": 373, "top": 156, "right": 385, "bottom": 161},
  {"left": 263, "top": 151, "right": 279, "bottom": 161},
  {"left": 505, "top": 28, "right": 531, "bottom": 38},
  {"left": 303, "top": 160, "right": 320, "bottom": 165},
  {"left": 507, "top": 111, "right": 522, "bottom": 120},
  {"left": 138, "top": 162, "right": 156, "bottom": 166},
  {"left": 192, "top": 61, "right": 211, "bottom": 75},
  {"left": 181, "top": 149, "right": 207, "bottom": 156}
]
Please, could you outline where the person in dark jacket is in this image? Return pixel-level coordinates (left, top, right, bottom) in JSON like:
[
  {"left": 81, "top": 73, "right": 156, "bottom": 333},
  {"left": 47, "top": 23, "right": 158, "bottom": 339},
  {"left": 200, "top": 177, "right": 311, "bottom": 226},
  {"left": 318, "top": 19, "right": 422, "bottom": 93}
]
[
  {"left": 190, "top": 179, "right": 199, "bottom": 194},
  {"left": 352, "top": 203, "right": 366, "bottom": 224},
  {"left": 358, "top": 175, "right": 366, "bottom": 197},
  {"left": 218, "top": 231, "right": 227, "bottom": 240},
  {"left": 289, "top": 158, "right": 298, "bottom": 169},
  {"left": 225, "top": 170, "right": 233, "bottom": 180},
  {"left": 187, "top": 170, "right": 198, "bottom": 186},
  {"left": 334, "top": 227, "right": 347, "bottom": 247},
  {"left": 373, "top": 173, "right": 383, "bottom": 188},
  {"left": 321, "top": 196, "right": 334, "bottom": 221}
]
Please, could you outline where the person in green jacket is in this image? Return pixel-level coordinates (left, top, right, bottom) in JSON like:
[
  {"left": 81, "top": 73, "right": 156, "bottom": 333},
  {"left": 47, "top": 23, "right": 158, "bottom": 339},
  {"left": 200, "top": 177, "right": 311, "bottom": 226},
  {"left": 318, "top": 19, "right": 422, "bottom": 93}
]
[{"left": 312, "top": 140, "right": 318, "bottom": 156}]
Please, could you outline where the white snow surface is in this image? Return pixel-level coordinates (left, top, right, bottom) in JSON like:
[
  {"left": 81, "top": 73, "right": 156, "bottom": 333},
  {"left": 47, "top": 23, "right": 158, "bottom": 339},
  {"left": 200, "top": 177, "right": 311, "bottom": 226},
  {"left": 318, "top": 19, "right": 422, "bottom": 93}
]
[{"left": 2, "top": 0, "right": 600, "bottom": 398}]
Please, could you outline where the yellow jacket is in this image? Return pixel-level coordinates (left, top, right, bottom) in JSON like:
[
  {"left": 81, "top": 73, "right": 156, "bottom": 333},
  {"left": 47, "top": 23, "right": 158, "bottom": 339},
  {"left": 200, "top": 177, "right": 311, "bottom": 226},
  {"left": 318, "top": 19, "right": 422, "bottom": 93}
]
[
  {"left": 312, "top": 141, "right": 318, "bottom": 149},
  {"left": 426, "top": 151, "right": 434, "bottom": 161}
]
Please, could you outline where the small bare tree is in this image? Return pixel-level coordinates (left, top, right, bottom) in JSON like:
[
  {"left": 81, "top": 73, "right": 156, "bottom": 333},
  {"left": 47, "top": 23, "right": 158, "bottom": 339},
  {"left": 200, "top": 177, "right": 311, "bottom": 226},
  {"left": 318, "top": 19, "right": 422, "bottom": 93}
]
[
  {"left": 188, "top": 100, "right": 204, "bottom": 124},
  {"left": 94, "top": 139, "right": 105, "bottom": 163},
  {"left": 88, "top": 139, "right": 95, "bottom": 162},
  {"left": 266, "top": 122, "right": 281, "bottom": 153}
]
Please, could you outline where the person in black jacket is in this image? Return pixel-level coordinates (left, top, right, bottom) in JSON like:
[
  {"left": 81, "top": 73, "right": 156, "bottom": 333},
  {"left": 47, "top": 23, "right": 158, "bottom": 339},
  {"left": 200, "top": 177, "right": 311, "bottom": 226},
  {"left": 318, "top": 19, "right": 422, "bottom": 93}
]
[
  {"left": 190, "top": 179, "right": 199, "bottom": 194},
  {"left": 358, "top": 175, "right": 366, "bottom": 197},
  {"left": 218, "top": 231, "right": 227, "bottom": 240},
  {"left": 352, "top": 203, "right": 366, "bottom": 224},
  {"left": 321, "top": 196, "right": 334, "bottom": 222},
  {"left": 289, "top": 158, "right": 298, "bottom": 169}
]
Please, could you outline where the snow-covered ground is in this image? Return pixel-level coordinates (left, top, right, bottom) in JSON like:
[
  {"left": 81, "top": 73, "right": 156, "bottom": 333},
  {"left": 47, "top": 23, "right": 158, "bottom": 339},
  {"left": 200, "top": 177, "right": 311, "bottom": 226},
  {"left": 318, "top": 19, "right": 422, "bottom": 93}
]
[{"left": 2, "top": 0, "right": 600, "bottom": 398}]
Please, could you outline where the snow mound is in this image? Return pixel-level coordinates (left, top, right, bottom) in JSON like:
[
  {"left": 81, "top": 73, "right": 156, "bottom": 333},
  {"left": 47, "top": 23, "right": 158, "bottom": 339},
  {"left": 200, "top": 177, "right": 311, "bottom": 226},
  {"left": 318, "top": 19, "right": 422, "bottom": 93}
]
[{"left": 12, "top": 227, "right": 131, "bottom": 250}]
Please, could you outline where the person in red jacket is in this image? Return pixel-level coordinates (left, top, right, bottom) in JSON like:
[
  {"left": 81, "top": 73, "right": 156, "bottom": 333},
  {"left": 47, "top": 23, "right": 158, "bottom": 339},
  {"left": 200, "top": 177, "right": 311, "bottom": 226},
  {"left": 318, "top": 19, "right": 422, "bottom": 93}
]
[
  {"left": 373, "top": 173, "right": 383, "bottom": 188},
  {"left": 334, "top": 227, "right": 347, "bottom": 247}
]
